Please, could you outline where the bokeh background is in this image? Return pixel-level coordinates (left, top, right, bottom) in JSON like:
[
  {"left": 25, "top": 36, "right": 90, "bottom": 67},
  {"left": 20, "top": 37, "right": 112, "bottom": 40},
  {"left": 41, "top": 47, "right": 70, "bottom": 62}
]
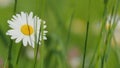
[{"left": 0, "top": 0, "right": 120, "bottom": 68}]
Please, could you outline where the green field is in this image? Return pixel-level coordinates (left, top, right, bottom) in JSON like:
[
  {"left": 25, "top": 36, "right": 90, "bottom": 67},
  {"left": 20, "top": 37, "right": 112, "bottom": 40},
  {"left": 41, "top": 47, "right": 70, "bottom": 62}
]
[{"left": 0, "top": 0, "right": 120, "bottom": 68}]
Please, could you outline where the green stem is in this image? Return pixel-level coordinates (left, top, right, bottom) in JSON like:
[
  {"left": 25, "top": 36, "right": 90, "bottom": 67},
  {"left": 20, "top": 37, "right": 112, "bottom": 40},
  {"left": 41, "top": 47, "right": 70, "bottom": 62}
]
[
  {"left": 101, "top": 12, "right": 112, "bottom": 68},
  {"left": 15, "top": 43, "right": 22, "bottom": 67},
  {"left": 7, "top": 0, "right": 18, "bottom": 67},
  {"left": 40, "top": 21, "right": 45, "bottom": 68},
  {"left": 40, "top": 45, "right": 44, "bottom": 68},
  {"left": 8, "top": 40, "right": 13, "bottom": 68},
  {"left": 101, "top": 33, "right": 109, "bottom": 68},
  {"left": 65, "top": 10, "right": 74, "bottom": 48},
  {"left": 88, "top": 0, "right": 108, "bottom": 67},
  {"left": 64, "top": 10, "right": 74, "bottom": 68},
  {"left": 33, "top": 18, "right": 41, "bottom": 68},
  {"left": 82, "top": 21, "right": 89, "bottom": 68},
  {"left": 34, "top": 20, "right": 44, "bottom": 68},
  {"left": 14, "top": 0, "right": 18, "bottom": 14},
  {"left": 101, "top": 0, "right": 119, "bottom": 67},
  {"left": 34, "top": 44, "right": 39, "bottom": 68},
  {"left": 82, "top": 0, "right": 91, "bottom": 67}
]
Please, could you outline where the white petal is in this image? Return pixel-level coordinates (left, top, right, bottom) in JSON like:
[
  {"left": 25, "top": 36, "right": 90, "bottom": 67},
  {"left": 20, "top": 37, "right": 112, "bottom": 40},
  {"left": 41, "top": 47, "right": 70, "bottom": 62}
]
[
  {"left": 43, "top": 33, "right": 46, "bottom": 35},
  {"left": 31, "top": 41, "right": 35, "bottom": 48},
  {"left": 28, "top": 38, "right": 32, "bottom": 46},
  {"left": 8, "top": 20, "right": 17, "bottom": 28},
  {"left": 28, "top": 13, "right": 34, "bottom": 26},
  {"left": 6, "top": 30, "right": 16, "bottom": 35},
  {"left": 29, "top": 12, "right": 33, "bottom": 20},
  {"left": 43, "top": 36, "right": 47, "bottom": 40},
  {"left": 11, "top": 36, "right": 18, "bottom": 39},
  {"left": 44, "top": 31, "right": 48, "bottom": 33},
  {"left": 10, "top": 33, "right": 21, "bottom": 39},
  {"left": 13, "top": 15, "right": 17, "bottom": 20},
  {"left": 23, "top": 38, "right": 28, "bottom": 46},
  {"left": 39, "top": 42, "right": 41, "bottom": 45},
  {"left": 43, "top": 21, "right": 46, "bottom": 24},
  {"left": 16, "top": 14, "right": 24, "bottom": 25},
  {"left": 43, "top": 25, "right": 47, "bottom": 29},
  {"left": 21, "top": 12, "right": 27, "bottom": 23},
  {"left": 15, "top": 36, "right": 23, "bottom": 43}
]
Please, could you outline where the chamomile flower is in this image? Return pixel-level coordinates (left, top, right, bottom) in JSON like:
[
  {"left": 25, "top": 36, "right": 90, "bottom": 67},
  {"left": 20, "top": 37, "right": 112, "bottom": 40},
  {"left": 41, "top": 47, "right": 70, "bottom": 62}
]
[{"left": 6, "top": 12, "right": 47, "bottom": 48}]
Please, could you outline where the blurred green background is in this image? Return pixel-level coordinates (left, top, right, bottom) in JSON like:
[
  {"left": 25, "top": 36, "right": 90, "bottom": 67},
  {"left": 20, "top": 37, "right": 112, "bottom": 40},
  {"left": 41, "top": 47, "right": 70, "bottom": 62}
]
[{"left": 0, "top": 0, "right": 120, "bottom": 68}]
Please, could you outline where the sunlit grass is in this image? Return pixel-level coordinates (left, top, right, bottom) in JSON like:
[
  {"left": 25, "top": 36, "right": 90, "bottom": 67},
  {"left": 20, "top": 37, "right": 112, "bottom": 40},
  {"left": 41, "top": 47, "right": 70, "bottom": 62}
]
[{"left": 0, "top": 0, "right": 120, "bottom": 68}]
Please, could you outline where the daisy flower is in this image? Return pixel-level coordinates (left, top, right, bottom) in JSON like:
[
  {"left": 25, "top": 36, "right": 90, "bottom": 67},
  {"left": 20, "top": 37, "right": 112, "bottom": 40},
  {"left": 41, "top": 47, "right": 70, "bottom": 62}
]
[{"left": 6, "top": 12, "right": 47, "bottom": 48}]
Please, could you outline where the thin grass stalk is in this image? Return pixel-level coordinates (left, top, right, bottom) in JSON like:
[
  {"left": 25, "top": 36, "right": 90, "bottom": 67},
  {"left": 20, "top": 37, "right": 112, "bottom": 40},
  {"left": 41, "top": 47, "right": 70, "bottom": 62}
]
[
  {"left": 101, "top": 0, "right": 119, "bottom": 67},
  {"left": 38, "top": 0, "right": 46, "bottom": 68},
  {"left": 101, "top": 26, "right": 111, "bottom": 68},
  {"left": 88, "top": 0, "right": 109, "bottom": 67},
  {"left": 65, "top": 10, "right": 74, "bottom": 49},
  {"left": 34, "top": 20, "right": 45, "bottom": 68},
  {"left": 105, "top": 1, "right": 119, "bottom": 66},
  {"left": 14, "top": 0, "right": 17, "bottom": 14},
  {"left": 64, "top": 10, "right": 74, "bottom": 68},
  {"left": 82, "top": 21, "right": 89, "bottom": 68},
  {"left": 27, "top": 14, "right": 38, "bottom": 67},
  {"left": 15, "top": 13, "right": 29, "bottom": 68},
  {"left": 82, "top": 0, "right": 91, "bottom": 68},
  {"left": 7, "top": 40, "right": 13, "bottom": 68},
  {"left": 33, "top": 17, "right": 41, "bottom": 68},
  {"left": 5, "top": 0, "right": 18, "bottom": 68},
  {"left": 14, "top": 0, "right": 23, "bottom": 67},
  {"left": 15, "top": 43, "right": 22, "bottom": 67},
  {"left": 34, "top": 42, "right": 40, "bottom": 68},
  {"left": 111, "top": 0, "right": 119, "bottom": 24},
  {"left": 40, "top": 21, "right": 45, "bottom": 68},
  {"left": 33, "top": 0, "right": 46, "bottom": 67},
  {"left": 101, "top": 8, "right": 114, "bottom": 68}
]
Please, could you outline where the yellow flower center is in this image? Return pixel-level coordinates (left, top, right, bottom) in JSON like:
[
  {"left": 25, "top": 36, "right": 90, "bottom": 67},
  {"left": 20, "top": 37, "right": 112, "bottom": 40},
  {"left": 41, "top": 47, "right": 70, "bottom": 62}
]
[{"left": 21, "top": 24, "right": 33, "bottom": 35}]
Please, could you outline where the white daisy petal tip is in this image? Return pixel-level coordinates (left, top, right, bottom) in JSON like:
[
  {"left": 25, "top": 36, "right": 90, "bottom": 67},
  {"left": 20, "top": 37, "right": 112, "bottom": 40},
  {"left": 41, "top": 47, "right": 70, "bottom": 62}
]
[
  {"left": 44, "top": 31, "right": 48, "bottom": 33},
  {"left": 21, "top": 12, "right": 25, "bottom": 14},
  {"left": 30, "top": 12, "right": 33, "bottom": 15},
  {"left": 6, "top": 32, "right": 9, "bottom": 35},
  {"left": 13, "top": 15, "right": 17, "bottom": 19},
  {"left": 43, "top": 36, "right": 47, "bottom": 40},
  {"left": 43, "top": 21, "right": 46, "bottom": 24},
  {"left": 23, "top": 40, "right": 27, "bottom": 47},
  {"left": 43, "top": 25, "right": 47, "bottom": 29},
  {"left": 15, "top": 39, "right": 20, "bottom": 43},
  {"left": 8, "top": 20, "right": 11, "bottom": 24},
  {"left": 15, "top": 37, "right": 23, "bottom": 43},
  {"left": 11, "top": 36, "right": 16, "bottom": 39}
]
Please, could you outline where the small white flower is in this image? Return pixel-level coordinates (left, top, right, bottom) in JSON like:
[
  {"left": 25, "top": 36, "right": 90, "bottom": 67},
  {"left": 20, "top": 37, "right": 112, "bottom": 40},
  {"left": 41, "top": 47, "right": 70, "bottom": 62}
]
[
  {"left": 6, "top": 12, "right": 47, "bottom": 48},
  {"left": 106, "top": 15, "right": 119, "bottom": 30}
]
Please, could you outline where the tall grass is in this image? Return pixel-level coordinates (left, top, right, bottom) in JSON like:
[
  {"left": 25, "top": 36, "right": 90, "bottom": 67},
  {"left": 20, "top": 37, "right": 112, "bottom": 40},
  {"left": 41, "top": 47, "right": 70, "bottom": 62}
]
[{"left": 0, "top": 0, "right": 120, "bottom": 68}]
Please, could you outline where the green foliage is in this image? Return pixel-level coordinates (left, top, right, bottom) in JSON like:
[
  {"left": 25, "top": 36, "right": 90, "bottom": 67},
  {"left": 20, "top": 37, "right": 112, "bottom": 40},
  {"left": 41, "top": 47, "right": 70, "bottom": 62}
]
[{"left": 0, "top": 0, "right": 120, "bottom": 68}]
